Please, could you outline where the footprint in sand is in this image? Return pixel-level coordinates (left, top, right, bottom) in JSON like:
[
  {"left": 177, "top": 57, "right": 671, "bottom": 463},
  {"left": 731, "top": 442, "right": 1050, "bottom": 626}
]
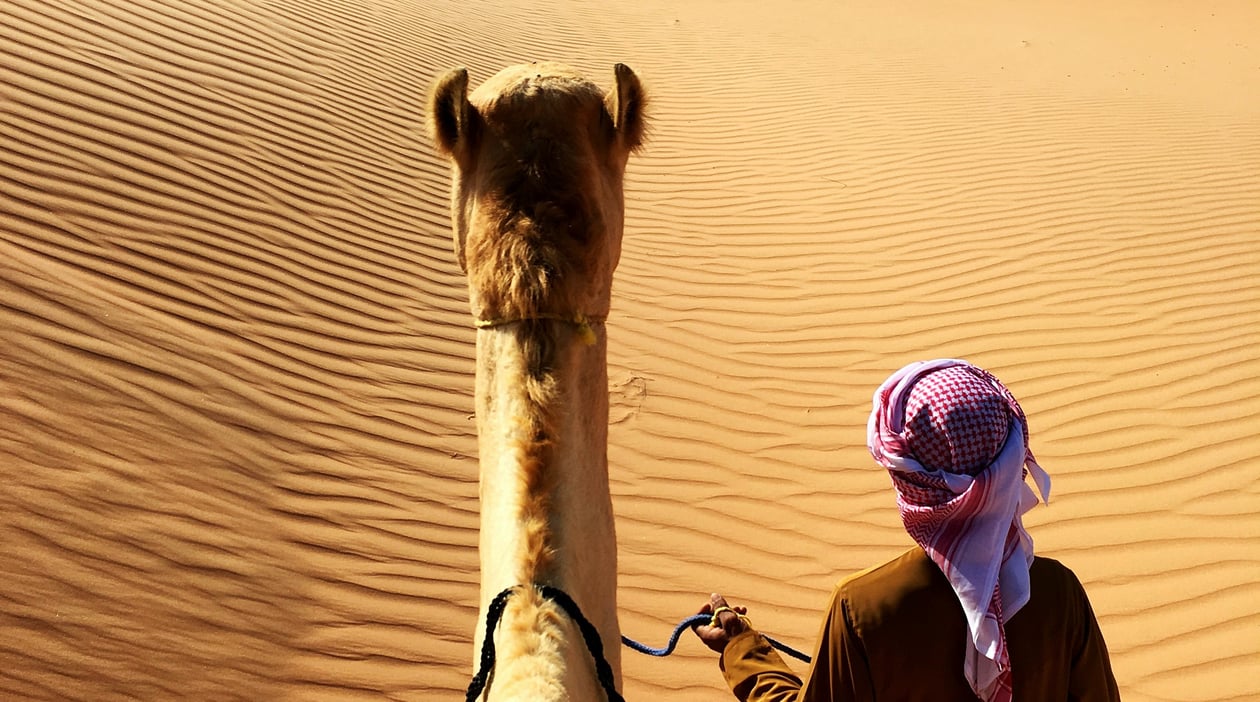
[{"left": 609, "top": 373, "right": 649, "bottom": 424}]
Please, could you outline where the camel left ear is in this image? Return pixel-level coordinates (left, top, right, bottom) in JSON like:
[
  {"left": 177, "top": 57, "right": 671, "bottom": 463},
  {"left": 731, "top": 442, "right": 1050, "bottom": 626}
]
[
  {"left": 607, "top": 63, "right": 648, "bottom": 151},
  {"left": 430, "top": 68, "right": 474, "bottom": 157}
]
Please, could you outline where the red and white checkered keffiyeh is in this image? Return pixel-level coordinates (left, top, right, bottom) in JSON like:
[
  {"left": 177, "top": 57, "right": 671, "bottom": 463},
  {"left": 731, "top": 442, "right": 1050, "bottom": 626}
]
[{"left": 867, "top": 359, "right": 1052, "bottom": 702}]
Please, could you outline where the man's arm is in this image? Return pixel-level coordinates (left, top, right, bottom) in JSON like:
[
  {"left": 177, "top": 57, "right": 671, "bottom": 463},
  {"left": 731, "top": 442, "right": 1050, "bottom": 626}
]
[
  {"left": 720, "top": 629, "right": 804, "bottom": 702},
  {"left": 716, "top": 587, "right": 874, "bottom": 702}
]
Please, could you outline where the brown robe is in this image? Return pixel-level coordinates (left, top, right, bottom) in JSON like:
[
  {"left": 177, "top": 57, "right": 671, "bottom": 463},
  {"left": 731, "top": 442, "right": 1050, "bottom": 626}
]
[{"left": 720, "top": 548, "right": 1120, "bottom": 701}]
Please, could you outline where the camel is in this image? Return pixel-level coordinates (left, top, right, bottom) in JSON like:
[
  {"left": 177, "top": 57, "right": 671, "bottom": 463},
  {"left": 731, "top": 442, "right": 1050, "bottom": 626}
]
[{"left": 429, "top": 62, "right": 648, "bottom": 701}]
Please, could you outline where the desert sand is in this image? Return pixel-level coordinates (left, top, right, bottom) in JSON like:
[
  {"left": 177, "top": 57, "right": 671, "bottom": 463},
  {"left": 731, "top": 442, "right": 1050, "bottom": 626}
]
[{"left": 2, "top": 1, "right": 1258, "bottom": 700}]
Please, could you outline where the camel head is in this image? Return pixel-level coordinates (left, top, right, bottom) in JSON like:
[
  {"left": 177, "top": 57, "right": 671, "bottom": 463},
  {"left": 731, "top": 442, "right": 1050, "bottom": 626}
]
[{"left": 429, "top": 62, "right": 647, "bottom": 324}]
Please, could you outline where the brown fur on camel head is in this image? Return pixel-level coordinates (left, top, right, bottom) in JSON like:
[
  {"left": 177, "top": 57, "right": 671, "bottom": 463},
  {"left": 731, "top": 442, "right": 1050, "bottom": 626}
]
[{"left": 429, "top": 62, "right": 647, "bottom": 323}]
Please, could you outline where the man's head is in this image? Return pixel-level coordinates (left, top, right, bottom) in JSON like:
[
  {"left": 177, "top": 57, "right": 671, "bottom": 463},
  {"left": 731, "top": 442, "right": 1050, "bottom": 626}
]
[{"left": 868, "top": 359, "right": 1037, "bottom": 482}]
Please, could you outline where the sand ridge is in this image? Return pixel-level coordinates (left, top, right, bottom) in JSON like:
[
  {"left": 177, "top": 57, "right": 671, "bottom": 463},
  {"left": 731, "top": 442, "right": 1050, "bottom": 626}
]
[{"left": 2, "top": 0, "right": 1258, "bottom": 700}]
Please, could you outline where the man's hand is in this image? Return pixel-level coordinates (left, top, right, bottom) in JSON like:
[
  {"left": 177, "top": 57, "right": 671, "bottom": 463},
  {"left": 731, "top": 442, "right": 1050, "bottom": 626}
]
[{"left": 692, "top": 593, "right": 749, "bottom": 653}]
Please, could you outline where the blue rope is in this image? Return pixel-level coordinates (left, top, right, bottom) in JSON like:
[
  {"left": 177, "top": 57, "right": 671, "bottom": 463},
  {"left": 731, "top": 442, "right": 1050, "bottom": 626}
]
[
  {"left": 620, "top": 614, "right": 709, "bottom": 657},
  {"left": 621, "top": 614, "right": 813, "bottom": 663}
]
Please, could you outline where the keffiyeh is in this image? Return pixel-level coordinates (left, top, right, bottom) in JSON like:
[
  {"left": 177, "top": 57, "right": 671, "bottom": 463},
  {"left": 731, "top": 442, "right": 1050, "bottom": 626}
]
[{"left": 867, "top": 359, "right": 1052, "bottom": 702}]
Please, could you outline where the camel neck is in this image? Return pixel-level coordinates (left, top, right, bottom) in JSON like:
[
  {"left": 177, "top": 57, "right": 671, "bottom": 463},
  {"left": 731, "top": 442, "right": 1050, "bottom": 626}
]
[{"left": 472, "top": 322, "right": 621, "bottom": 699}]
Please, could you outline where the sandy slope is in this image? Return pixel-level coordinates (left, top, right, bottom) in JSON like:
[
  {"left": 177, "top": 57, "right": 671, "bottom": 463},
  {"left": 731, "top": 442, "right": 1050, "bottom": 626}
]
[{"left": 2, "top": 1, "right": 1258, "bottom": 700}]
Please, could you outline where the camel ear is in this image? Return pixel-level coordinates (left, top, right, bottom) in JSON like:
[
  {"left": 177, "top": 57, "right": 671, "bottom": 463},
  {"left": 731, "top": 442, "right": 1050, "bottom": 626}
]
[
  {"left": 607, "top": 63, "right": 648, "bottom": 151},
  {"left": 430, "top": 68, "right": 472, "bottom": 156}
]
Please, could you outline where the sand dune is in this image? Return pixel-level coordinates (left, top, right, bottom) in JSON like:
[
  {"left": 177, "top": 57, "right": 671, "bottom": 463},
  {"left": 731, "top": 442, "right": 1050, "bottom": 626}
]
[{"left": 2, "top": 1, "right": 1258, "bottom": 700}]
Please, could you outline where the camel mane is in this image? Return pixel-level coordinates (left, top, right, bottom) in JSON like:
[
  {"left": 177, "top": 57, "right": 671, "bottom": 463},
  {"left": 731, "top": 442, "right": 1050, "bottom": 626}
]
[{"left": 513, "top": 318, "right": 560, "bottom": 585}]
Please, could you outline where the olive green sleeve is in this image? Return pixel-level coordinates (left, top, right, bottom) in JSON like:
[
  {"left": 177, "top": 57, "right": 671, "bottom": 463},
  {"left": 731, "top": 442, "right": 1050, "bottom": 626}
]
[{"left": 719, "top": 629, "right": 803, "bottom": 702}]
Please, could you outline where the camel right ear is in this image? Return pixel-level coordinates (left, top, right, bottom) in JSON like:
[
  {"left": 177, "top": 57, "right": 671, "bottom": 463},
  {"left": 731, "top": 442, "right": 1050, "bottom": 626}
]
[
  {"left": 430, "top": 68, "right": 473, "bottom": 156},
  {"left": 607, "top": 63, "right": 648, "bottom": 151}
]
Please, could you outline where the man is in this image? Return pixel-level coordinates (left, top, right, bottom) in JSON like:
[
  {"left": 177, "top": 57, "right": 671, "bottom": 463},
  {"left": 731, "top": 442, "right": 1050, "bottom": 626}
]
[{"left": 694, "top": 359, "right": 1120, "bottom": 701}]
